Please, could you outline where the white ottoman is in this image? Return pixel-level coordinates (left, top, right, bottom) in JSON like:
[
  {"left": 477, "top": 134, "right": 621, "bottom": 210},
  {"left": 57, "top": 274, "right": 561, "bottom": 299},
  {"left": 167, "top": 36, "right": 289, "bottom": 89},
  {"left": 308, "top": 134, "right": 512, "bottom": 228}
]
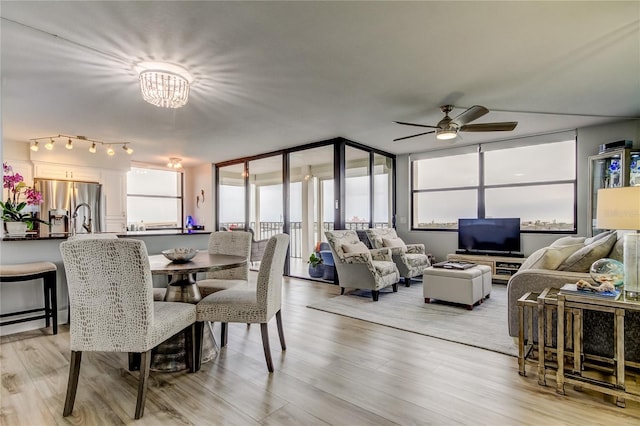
[
  {"left": 422, "top": 266, "right": 486, "bottom": 310},
  {"left": 474, "top": 264, "right": 492, "bottom": 299}
]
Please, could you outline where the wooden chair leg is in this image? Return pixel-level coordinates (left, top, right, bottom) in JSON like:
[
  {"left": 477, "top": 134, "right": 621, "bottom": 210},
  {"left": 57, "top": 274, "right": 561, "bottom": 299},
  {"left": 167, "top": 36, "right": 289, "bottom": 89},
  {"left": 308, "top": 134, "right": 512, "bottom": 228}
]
[
  {"left": 392, "top": 283, "right": 398, "bottom": 292},
  {"left": 220, "top": 322, "right": 228, "bottom": 347},
  {"left": 260, "top": 323, "right": 274, "bottom": 372},
  {"left": 128, "top": 353, "right": 141, "bottom": 371},
  {"left": 275, "top": 310, "right": 286, "bottom": 350},
  {"left": 184, "top": 324, "right": 196, "bottom": 373},
  {"left": 194, "top": 322, "right": 204, "bottom": 371},
  {"left": 372, "top": 290, "right": 379, "bottom": 301},
  {"left": 404, "top": 277, "right": 411, "bottom": 287},
  {"left": 134, "top": 350, "right": 151, "bottom": 419},
  {"left": 63, "top": 351, "right": 82, "bottom": 417},
  {"left": 340, "top": 287, "right": 345, "bottom": 295}
]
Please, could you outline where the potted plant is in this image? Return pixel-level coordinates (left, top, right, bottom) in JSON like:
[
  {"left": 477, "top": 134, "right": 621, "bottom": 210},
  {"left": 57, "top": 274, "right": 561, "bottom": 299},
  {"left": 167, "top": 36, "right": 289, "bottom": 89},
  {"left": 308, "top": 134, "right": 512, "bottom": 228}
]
[
  {"left": 2, "top": 162, "right": 48, "bottom": 236},
  {"left": 307, "top": 252, "right": 324, "bottom": 278}
]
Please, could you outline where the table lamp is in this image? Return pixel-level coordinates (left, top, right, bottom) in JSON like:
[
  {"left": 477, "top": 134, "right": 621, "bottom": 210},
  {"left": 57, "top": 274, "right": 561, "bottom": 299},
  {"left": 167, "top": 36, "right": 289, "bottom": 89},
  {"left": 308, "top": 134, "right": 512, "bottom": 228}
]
[{"left": 596, "top": 186, "right": 640, "bottom": 300}]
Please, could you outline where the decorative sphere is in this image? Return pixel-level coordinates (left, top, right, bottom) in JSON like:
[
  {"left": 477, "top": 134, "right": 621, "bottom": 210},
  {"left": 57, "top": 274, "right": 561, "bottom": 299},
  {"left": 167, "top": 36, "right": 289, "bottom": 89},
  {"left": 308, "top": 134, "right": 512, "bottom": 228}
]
[{"left": 590, "top": 258, "right": 624, "bottom": 288}]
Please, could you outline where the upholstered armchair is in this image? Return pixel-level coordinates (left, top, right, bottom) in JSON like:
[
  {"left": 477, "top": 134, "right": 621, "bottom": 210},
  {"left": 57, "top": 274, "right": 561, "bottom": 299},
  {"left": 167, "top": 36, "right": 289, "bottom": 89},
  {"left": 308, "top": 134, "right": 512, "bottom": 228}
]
[
  {"left": 325, "top": 230, "right": 400, "bottom": 301},
  {"left": 365, "top": 228, "right": 431, "bottom": 286}
]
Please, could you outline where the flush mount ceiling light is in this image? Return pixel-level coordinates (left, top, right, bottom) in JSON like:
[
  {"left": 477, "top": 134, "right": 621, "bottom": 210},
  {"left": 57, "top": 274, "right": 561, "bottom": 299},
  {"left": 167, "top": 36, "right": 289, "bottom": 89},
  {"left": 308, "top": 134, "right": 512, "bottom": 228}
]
[
  {"left": 135, "top": 62, "right": 193, "bottom": 109},
  {"left": 167, "top": 157, "right": 183, "bottom": 169}
]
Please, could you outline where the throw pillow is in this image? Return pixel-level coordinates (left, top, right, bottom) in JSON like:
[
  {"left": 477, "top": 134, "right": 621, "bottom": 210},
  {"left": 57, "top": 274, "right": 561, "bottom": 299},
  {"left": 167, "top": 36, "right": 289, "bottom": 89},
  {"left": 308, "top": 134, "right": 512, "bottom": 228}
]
[
  {"left": 341, "top": 242, "right": 370, "bottom": 254},
  {"left": 558, "top": 232, "right": 618, "bottom": 272},
  {"left": 550, "top": 236, "right": 586, "bottom": 247},
  {"left": 381, "top": 237, "right": 407, "bottom": 250},
  {"left": 519, "top": 244, "right": 584, "bottom": 271},
  {"left": 583, "top": 230, "right": 615, "bottom": 246}
]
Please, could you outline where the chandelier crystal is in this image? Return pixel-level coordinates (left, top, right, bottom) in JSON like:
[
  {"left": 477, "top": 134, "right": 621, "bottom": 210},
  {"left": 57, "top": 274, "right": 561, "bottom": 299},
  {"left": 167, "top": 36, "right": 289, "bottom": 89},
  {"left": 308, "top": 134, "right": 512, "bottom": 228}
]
[{"left": 135, "top": 62, "right": 193, "bottom": 109}]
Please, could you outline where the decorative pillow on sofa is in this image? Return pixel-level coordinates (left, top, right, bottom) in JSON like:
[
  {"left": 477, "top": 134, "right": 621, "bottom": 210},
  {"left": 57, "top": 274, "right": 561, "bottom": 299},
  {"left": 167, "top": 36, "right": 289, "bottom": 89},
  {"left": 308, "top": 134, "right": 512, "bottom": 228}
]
[
  {"left": 519, "top": 244, "right": 584, "bottom": 271},
  {"left": 550, "top": 236, "right": 586, "bottom": 247},
  {"left": 341, "top": 242, "right": 370, "bottom": 254},
  {"left": 557, "top": 232, "right": 618, "bottom": 272},
  {"left": 381, "top": 237, "right": 407, "bottom": 250}
]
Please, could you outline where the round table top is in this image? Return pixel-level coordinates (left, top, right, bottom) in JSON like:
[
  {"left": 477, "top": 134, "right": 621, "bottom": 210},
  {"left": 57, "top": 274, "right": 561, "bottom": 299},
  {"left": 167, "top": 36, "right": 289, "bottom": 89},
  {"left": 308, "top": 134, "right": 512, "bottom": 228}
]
[{"left": 148, "top": 251, "right": 247, "bottom": 275}]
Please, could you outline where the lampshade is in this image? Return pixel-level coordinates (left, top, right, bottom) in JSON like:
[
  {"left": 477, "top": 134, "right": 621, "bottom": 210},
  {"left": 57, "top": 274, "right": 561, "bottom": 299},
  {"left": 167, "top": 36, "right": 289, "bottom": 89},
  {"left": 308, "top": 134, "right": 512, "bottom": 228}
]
[
  {"left": 135, "top": 62, "right": 193, "bottom": 109},
  {"left": 436, "top": 127, "right": 457, "bottom": 140},
  {"left": 597, "top": 186, "right": 640, "bottom": 300},
  {"left": 596, "top": 187, "right": 640, "bottom": 230}
]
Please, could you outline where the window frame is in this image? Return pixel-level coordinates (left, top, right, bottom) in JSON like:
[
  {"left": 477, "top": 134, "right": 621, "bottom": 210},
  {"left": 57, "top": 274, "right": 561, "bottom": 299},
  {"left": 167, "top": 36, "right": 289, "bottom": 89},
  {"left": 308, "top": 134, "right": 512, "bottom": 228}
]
[
  {"left": 410, "top": 133, "right": 577, "bottom": 234},
  {"left": 126, "top": 164, "right": 184, "bottom": 230}
]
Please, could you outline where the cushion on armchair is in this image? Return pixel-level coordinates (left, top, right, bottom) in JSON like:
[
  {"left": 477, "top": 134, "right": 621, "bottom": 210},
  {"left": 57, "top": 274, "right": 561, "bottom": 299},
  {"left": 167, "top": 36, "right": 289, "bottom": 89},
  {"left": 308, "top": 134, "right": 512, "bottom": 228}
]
[
  {"left": 342, "top": 242, "right": 370, "bottom": 254},
  {"left": 382, "top": 237, "right": 407, "bottom": 250}
]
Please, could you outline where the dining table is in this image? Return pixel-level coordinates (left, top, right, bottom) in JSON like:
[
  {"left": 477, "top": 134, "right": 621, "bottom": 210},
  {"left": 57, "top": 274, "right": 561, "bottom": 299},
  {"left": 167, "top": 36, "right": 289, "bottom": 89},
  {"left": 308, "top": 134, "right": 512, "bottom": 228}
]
[{"left": 147, "top": 250, "right": 248, "bottom": 372}]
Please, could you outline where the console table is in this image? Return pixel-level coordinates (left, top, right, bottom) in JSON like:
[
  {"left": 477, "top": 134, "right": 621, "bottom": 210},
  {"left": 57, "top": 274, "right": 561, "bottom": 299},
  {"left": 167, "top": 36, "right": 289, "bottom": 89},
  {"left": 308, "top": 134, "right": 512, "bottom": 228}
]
[
  {"left": 447, "top": 253, "right": 526, "bottom": 282},
  {"left": 520, "top": 287, "right": 640, "bottom": 407}
]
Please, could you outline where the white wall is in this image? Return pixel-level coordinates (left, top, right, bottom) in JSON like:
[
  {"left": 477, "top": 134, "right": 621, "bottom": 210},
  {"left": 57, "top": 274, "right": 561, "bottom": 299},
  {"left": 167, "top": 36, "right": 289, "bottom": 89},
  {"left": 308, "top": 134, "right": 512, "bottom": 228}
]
[
  {"left": 183, "top": 163, "right": 214, "bottom": 230},
  {"left": 395, "top": 120, "right": 640, "bottom": 262}
]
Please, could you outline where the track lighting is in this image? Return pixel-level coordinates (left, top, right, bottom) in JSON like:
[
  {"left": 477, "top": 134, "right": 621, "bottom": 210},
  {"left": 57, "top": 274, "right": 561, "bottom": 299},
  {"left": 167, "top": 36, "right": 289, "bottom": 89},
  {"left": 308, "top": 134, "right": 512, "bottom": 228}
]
[{"left": 29, "top": 134, "right": 134, "bottom": 158}]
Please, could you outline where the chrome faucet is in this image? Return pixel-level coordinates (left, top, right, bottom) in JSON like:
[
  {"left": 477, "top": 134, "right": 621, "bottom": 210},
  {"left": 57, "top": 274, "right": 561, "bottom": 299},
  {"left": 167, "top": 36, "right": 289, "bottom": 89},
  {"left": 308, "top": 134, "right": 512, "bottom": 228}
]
[{"left": 72, "top": 203, "right": 93, "bottom": 235}]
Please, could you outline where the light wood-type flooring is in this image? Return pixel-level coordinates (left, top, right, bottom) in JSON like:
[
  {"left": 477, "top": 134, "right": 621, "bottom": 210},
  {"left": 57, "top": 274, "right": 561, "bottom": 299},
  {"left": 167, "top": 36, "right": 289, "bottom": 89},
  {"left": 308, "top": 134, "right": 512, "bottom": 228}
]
[{"left": 1, "top": 276, "right": 639, "bottom": 425}]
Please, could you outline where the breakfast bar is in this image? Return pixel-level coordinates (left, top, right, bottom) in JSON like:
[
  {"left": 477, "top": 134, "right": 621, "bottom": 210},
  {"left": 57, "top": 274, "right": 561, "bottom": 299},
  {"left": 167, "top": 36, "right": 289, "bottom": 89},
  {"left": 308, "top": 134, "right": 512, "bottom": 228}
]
[{"left": 0, "top": 230, "right": 211, "bottom": 336}]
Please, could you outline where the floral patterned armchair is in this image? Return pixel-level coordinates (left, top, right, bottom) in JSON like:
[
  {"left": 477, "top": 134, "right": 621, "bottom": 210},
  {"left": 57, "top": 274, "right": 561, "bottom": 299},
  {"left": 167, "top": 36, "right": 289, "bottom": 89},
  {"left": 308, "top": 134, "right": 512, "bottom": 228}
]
[
  {"left": 365, "top": 228, "right": 431, "bottom": 286},
  {"left": 325, "top": 230, "right": 400, "bottom": 301}
]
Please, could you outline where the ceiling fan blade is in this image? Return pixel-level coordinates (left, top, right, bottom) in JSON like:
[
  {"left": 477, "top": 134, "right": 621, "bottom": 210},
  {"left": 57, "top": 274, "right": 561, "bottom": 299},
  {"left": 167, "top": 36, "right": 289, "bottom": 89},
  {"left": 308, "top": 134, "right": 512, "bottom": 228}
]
[
  {"left": 394, "top": 121, "right": 440, "bottom": 129},
  {"left": 452, "top": 105, "right": 489, "bottom": 126},
  {"left": 393, "top": 130, "right": 436, "bottom": 141},
  {"left": 459, "top": 122, "right": 518, "bottom": 132}
]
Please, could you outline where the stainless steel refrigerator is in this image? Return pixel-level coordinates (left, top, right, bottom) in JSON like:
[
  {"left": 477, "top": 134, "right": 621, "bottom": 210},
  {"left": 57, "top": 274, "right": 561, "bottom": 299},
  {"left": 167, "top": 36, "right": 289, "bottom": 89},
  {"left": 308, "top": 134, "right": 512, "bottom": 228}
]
[{"left": 34, "top": 179, "right": 104, "bottom": 237}]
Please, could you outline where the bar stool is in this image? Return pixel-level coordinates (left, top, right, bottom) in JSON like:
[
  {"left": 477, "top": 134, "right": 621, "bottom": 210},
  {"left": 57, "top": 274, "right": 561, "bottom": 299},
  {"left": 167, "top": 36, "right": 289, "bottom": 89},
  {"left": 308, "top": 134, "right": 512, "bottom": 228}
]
[{"left": 0, "top": 262, "right": 58, "bottom": 334}]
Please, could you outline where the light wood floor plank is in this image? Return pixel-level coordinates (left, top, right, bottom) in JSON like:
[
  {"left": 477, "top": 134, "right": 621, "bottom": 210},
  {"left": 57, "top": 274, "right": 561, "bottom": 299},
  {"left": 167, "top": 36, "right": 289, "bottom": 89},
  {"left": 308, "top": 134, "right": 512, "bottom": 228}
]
[{"left": 1, "top": 276, "right": 639, "bottom": 425}]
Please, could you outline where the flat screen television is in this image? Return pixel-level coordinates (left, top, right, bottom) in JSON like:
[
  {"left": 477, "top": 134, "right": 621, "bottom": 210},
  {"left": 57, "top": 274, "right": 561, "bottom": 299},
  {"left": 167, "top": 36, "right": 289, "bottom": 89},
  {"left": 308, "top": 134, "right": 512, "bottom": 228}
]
[{"left": 457, "top": 218, "right": 522, "bottom": 255}]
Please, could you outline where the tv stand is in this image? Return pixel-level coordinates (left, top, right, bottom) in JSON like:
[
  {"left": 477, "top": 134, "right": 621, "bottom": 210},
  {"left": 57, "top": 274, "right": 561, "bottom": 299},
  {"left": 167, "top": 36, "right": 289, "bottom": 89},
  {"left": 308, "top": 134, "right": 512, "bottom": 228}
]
[
  {"left": 447, "top": 253, "right": 528, "bottom": 283},
  {"left": 455, "top": 250, "right": 524, "bottom": 258}
]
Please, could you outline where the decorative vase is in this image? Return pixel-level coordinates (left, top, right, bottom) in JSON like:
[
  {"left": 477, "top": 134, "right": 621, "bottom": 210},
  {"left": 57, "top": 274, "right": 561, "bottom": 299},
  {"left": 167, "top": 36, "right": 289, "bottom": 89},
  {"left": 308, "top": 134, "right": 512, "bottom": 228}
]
[
  {"left": 4, "top": 221, "right": 28, "bottom": 237},
  {"left": 308, "top": 264, "right": 324, "bottom": 278}
]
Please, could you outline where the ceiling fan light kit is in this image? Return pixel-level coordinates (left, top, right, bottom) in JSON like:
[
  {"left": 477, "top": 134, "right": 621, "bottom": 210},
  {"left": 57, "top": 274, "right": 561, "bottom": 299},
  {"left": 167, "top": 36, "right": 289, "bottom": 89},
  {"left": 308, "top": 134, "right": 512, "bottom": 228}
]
[{"left": 395, "top": 105, "right": 518, "bottom": 142}]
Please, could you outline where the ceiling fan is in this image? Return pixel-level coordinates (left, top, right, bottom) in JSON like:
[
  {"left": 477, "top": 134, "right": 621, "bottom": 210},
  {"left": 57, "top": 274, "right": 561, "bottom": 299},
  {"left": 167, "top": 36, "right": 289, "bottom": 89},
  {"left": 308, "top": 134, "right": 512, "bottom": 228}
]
[{"left": 394, "top": 105, "right": 518, "bottom": 141}]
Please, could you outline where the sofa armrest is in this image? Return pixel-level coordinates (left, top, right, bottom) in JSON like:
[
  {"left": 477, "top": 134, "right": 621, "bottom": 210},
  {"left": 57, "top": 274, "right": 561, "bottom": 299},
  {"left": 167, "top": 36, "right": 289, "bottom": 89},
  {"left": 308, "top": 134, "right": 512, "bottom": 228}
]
[
  {"left": 506, "top": 269, "right": 595, "bottom": 337},
  {"left": 342, "top": 252, "right": 373, "bottom": 264}
]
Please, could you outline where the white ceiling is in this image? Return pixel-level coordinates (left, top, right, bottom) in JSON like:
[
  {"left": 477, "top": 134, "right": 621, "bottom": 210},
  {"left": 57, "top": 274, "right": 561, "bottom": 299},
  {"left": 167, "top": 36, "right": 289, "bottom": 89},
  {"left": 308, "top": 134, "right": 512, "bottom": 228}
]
[{"left": 2, "top": 1, "right": 639, "bottom": 168}]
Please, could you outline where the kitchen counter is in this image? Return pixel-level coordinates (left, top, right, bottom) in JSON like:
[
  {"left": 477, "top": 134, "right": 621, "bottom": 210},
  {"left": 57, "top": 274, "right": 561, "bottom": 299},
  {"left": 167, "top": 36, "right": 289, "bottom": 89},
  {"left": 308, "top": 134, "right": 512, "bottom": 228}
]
[
  {"left": 0, "top": 231, "right": 211, "bottom": 336},
  {"left": 1, "top": 229, "right": 210, "bottom": 241}
]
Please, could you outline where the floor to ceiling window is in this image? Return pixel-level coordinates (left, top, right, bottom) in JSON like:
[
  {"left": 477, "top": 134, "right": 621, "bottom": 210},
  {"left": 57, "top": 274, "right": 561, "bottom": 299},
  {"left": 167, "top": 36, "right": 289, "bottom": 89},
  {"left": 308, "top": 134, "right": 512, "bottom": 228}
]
[{"left": 215, "top": 138, "right": 395, "bottom": 281}]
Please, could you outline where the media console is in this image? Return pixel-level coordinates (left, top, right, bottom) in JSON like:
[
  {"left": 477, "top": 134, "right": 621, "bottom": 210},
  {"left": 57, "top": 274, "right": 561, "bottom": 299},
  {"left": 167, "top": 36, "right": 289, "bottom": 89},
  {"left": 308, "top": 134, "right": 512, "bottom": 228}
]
[{"left": 446, "top": 253, "right": 527, "bottom": 283}]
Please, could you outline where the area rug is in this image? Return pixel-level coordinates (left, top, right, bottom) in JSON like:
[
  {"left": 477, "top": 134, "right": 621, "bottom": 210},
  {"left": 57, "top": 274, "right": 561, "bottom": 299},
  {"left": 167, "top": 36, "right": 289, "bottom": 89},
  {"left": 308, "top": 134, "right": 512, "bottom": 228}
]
[{"left": 307, "top": 282, "right": 517, "bottom": 357}]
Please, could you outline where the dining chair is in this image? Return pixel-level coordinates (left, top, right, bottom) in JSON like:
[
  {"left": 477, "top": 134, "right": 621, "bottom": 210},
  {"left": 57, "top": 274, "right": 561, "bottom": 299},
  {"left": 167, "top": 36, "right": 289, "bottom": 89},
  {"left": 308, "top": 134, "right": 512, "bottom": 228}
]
[
  {"left": 195, "top": 233, "right": 290, "bottom": 372},
  {"left": 59, "top": 238, "right": 198, "bottom": 419},
  {"left": 196, "top": 231, "right": 252, "bottom": 297}
]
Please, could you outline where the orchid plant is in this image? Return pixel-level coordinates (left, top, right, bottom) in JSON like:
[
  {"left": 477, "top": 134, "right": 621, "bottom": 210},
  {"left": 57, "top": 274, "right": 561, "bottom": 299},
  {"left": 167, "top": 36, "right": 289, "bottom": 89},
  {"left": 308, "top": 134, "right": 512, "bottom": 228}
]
[{"left": 2, "top": 162, "right": 48, "bottom": 230}]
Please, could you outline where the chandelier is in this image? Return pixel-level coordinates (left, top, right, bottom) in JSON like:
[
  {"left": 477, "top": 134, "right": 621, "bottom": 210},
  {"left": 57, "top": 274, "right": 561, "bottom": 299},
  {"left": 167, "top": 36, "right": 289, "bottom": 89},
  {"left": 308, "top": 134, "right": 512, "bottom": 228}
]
[
  {"left": 30, "top": 134, "right": 133, "bottom": 156},
  {"left": 135, "top": 62, "right": 193, "bottom": 109}
]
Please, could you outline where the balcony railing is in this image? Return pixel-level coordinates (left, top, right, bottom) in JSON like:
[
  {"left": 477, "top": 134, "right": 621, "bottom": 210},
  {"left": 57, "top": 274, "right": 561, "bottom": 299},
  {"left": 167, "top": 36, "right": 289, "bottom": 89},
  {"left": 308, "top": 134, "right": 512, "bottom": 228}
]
[{"left": 220, "top": 221, "right": 389, "bottom": 258}]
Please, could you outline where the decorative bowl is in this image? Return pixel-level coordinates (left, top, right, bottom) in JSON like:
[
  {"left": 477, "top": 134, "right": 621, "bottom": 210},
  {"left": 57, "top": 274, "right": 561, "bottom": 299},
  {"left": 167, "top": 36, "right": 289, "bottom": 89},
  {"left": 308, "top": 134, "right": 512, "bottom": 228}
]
[{"left": 162, "top": 248, "right": 198, "bottom": 263}]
